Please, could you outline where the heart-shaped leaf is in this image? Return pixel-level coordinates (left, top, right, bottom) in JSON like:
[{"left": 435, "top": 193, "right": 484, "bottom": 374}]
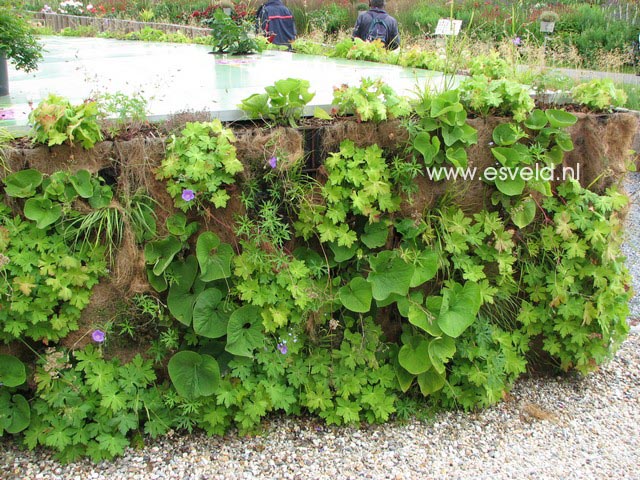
[
  {"left": 492, "top": 123, "right": 524, "bottom": 146},
  {"left": 511, "top": 197, "right": 537, "bottom": 228},
  {"left": 445, "top": 146, "right": 468, "bottom": 169},
  {"left": 361, "top": 221, "right": 389, "bottom": 249},
  {"left": 367, "top": 250, "right": 414, "bottom": 301},
  {"left": 495, "top": 173, "right": 526, "bottom": 196},
  {"left": 338, "top": 277, "right": 372, "bottom": 313},
  {"left": 192, "top": 288, "right": 229, "bottom": 339},
  {"left": 428, "top": 336, "right": 456, "bottom": 374},
  {"left": 225, "top": 305, "right": 264, "bottom": 358},
  {"left": 524, "top": 109, "right": 548, "bottom": 130},
  {"left": 329, "top": 242, "right": 357, "bottom": 263},
  {"left": 545, "top": 109, "right": 577, "bottom": 128},
  {"left": 196, "top": 232, "right": 233, "bottom": 282},
  {"left": 24, "top": 197, "right": 62, "bottom": 229},
  {"left": 0, "top": 355, "right": 26, "bottom": 387},
  {"left": 413, "top": 132, "right": 441, "bottom": 166},
  {"left": 3, "top": 169, "right": 43, "bottom": 198},
  {"left": 491, "top": 147, "right": 522, "bottom": 168},
  {"left": 410, "top": 249, "right": 439, "bottom": 287},
  {"left": 88, "top": 184, "right": 113, "bottom": 209},
  {"left": 398, "top": 335, "right": 432, "bottom": 375},
  {"left": 417, "top": 369, "right": 445, "bottom": 395},
  {"left": 146, "top": 268, "right": 168, "bottom": 293},
  {"left": 167, "top": 287, "right": 198, "bottom": 327},
  {"left": 168, "top": 351, "right": 220, "bottom": 399},
  {"left": 166, "top": 255, "right": 198, "bottom": 293},
  {"left": 144, "top": 236, "right": 182, "bottom": 276},
  {"left": 437, "top": 281, "right": 482, "bottom": 338},
  {"left": 0, "top": 391, "right": 31, "bottom": 434},
  {"left": 69, "top": 170, "right": 94, "bottom": 198}
]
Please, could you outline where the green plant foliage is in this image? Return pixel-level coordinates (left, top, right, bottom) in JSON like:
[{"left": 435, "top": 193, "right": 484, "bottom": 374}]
[
  {"left": 295, "top": 140, "right": 400, "bottom": 247},
  {"left": 0, "top": 7, "right": 42, "bottom": 72},
  {"left": 0, "top": 215, "right": 106, "bottom": 343},
  {"left": 0, "top": 354, "right": 26, "bottom": 387},
  {"left": 468, "top": 52, "right": 512, "bottom": 79},
  {"left": 411, "top": 88, "right": 478, "bottom": 171},
  {"left": 518, "top": 179, "right": 631, "bottom": 373},
  {"left": 28, "top": 94, "right": 103, "bottom": 149},
  {"left": 168, "top": 351, "right": 220, "bottom": 399},
  {"left": 25, "top": 346, "right": 169, "bottom": 463},
  {"left": 459, "top": 75, "right": 535, "bottom": 122},
  {"left": 207, "top": 8, "right": 262, "bottom": 54},
  {"left": 239, "top": 78, "right": 316, "bottom": 127},
  {"left": 332, "top": 77, "right": 412, "bottom": 123},
  {"left": 1, "top": 75, "right": 634, "bottom": 461},
  {"left": 3, "top": 169, "right": 43, "bottom": 198},
  {"left": 483, "top": 109, "right": 576, "bottom": 203},
  {"left": 157, "top": 120, "right": 243, "bottom": 211},
  {"left": 570, "top": 79, "right": 627, "bottom": 111},
  {"left": 0, "top": 354, "right": 30, "bottom": 435}
]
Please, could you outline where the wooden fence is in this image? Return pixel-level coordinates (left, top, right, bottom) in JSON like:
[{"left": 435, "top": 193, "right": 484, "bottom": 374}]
[{"left": 29, "top": 12, "right": 212, "bottom": 38}]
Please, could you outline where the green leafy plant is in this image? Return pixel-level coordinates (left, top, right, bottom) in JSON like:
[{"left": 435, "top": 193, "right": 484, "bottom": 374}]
[
  {"left": 570, "top": 79, "right": 627, "bottom": 111},
  {"left": 459, "top": 75, "right": 535, "bottom": 122},
  {"left": 29, "top": 94, "right": 103, "bottom": 149},
  {"left": 26, "top": 346, "right": 172, "bottom": 463},
  {"left": 518, "top": 179, "right": 631, "bottom": 373},
  {"left": 96, "top": 91, "right": 148, "bottom": 136},
  {"left": 410, "top": 88, "right": 478, "bottom": 171},
  {"left": 295, "top": 140, "right": 401, "bottom": 247},
  {"left": 0, "top": 215, "right": 106, "bottom": 342},
  {"left": 332, "top": 77, "right": 412, "bottom": 123},
  {"left": 0, "top": 7, "right": 42, "bottom": 72},
  {"left": 206, "top": 8, "right": 262, "bottom": 54},
  {"left": 0, "top": 354, "right": 30, "bottom": 436},
  {"left": 239, "top": 78, "right": 316, "bottom": 127},
  {"left": 157, "top": 120, "right": 243, "bottom": 211},
  {"left": 484, "top": 108, "right": 577, "bottom": 200}
]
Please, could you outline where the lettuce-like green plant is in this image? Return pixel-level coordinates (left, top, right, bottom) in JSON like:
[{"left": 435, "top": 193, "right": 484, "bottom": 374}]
[
  {"left": 29, "top": 94, "right": 103, "bottom": 149},
  {"left": 332, "top": 77, "right": 412, "bottom": 123},
  {"left": 239, "top": 78, "right": 316, "bottom": 127},
  {"left": 570, "top": 78, "right": 627, "bottom": 111}
]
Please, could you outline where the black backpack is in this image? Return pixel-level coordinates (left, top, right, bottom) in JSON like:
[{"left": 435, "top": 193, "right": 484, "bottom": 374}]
[{"left": 366, "top": 15, "right": 388, "bottom": 44}]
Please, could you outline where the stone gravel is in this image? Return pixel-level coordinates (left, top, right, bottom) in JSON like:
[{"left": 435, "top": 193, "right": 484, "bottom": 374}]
[{"left": 2, "top": 178, "right": 640, "bottom": 480}]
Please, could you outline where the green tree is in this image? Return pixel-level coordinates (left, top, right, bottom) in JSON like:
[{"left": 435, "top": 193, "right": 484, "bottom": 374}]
[{"left": 0, "top": 4, "right": 43, "bottom": 94}]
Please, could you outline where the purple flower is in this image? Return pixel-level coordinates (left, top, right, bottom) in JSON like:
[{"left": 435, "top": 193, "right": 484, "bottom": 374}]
[
  {"left": 92, "top": 329, "right": 105, "bottom": 343},
  {"left": 268, "top": 156, "right": 277, "bottom": 169},
  {"left": 181, "top": 189, "right": 195, "bottom": 202},
  {"left": 277, "top": 342, "right": 288, "bottom": 355},
  {"left": 513, "top": 36, "right": 522, "bottom": 46}
]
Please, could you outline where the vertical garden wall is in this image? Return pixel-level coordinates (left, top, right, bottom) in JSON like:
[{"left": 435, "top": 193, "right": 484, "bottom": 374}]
[{"left": 0, "top": 82, "right": 636, "bottom": 462}]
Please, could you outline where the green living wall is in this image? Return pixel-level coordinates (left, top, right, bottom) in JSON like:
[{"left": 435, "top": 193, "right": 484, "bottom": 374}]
[{"left": 0, "top": 79, "right": 636, "bottom": 462}]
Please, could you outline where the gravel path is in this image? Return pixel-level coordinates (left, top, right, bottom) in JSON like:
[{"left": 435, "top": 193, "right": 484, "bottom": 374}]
[{"left": 2, "top": 179, "right": 640, "bottom": 480}]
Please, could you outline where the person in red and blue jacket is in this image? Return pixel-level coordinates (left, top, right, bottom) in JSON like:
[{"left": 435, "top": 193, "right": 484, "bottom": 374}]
[{"left": 256, "top": 0, "right": 296, "bottom": 48}]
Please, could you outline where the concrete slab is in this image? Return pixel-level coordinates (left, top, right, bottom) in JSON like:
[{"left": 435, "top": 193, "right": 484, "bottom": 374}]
[{"left": 0, "top": 36, "right": 458, "bottom": 134}]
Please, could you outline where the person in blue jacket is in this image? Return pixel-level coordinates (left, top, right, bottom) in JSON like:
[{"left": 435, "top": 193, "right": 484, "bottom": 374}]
[
  {"left": 256, "top": 0, "right": 296, "bottom": 48},
  {"left": 352, "top": 0, "right": 400, "bottom": 50}
]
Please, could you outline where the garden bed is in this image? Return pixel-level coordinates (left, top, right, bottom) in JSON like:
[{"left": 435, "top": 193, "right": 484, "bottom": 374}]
[{"left": 0, "top": 99, "right": 636, "bottom": 462}]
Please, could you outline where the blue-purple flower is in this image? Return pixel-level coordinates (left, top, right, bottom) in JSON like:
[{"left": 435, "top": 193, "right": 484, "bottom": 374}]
[
  {"left": 277, "top": 342, "right": 288, "bottom": 354},
  {"left": 268, "top": 156, "right": 277, "bottom": 169},
  {"left": 181, "top": 189, "right": 195, "bottom": 202},
  {"left": 513, "top": 36, "right": 522, "bottom": 46},
  {"left": 92, "top": 329, "right": 105, "bottom": 343}
]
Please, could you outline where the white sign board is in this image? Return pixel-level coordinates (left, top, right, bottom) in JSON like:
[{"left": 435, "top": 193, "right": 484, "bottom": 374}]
[{"left": 435, "top": 19, "right": 462, "bottom": 36}]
